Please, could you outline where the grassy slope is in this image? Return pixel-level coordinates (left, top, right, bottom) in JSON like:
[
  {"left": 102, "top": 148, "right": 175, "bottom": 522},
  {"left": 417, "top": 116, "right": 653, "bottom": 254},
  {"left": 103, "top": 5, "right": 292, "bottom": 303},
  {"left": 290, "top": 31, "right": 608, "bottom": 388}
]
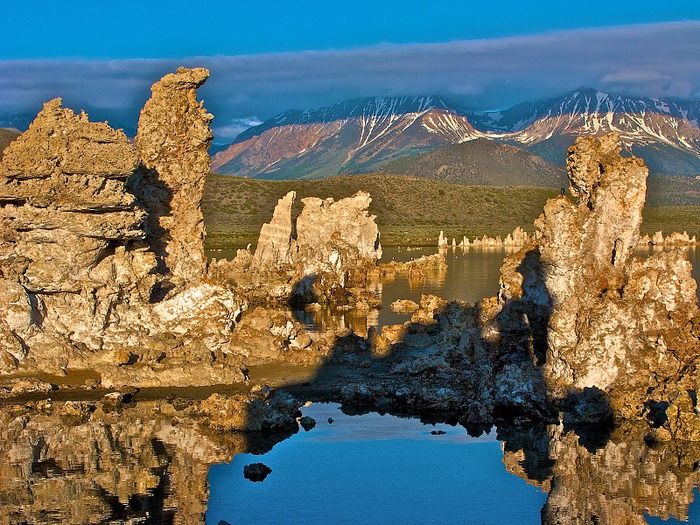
[
  {"left": 378, "top": 138, "right": 566, "bottom": 187},
  {"left": 203, "top": 173, "right": 559, "bottom": 246},
  {"left": 203, "top": 173, "right": 700, "bottom": 247}
]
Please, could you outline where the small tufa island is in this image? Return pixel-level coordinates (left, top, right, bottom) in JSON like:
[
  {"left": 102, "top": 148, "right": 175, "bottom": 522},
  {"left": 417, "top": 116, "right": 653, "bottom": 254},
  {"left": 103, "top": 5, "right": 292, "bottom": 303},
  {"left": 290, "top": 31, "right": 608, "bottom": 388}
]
[{"left": 1, "top": 68, "right": 700, "bottom": 443}]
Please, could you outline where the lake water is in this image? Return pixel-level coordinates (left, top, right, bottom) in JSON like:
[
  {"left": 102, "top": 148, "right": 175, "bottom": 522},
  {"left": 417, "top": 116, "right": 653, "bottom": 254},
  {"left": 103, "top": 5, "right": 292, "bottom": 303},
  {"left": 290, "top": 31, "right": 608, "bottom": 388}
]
[
  {"left": 293, "top": 245, "right": 700, "bottom": 336},
  {"left": 207, "top": 403, "right": 547, "bottom": 525},
  {"left": 204, "top": 245, "right": 700, "bottom": 525}
]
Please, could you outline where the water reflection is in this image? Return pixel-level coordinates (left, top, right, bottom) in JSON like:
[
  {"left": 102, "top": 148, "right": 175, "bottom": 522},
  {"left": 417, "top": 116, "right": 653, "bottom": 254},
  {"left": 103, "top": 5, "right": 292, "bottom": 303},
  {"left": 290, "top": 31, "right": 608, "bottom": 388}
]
[
  {"left": 293, "top": 245, "right": 700, "bottom": 336},
  {"left": 2, "top": 398, "right": 699, "bottom": 524},
  {"left": 206, "top": 403, "right": 700, "bottom": 525},
  {"left": 0, "top": 398, "right": 295, "bottom": 524}
]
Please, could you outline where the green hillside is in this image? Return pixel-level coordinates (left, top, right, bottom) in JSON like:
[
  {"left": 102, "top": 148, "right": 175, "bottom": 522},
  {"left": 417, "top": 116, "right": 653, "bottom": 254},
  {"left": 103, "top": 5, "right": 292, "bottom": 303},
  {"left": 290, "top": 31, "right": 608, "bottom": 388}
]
[
  {"left": 378, "top": 138, "right": 566, "bottom": 187},
  {"left": 203, "top": 173, "right": 700, "bottom": 247},
  {"left": 0, "top": 128, "right": 19, "bottom": 160}
]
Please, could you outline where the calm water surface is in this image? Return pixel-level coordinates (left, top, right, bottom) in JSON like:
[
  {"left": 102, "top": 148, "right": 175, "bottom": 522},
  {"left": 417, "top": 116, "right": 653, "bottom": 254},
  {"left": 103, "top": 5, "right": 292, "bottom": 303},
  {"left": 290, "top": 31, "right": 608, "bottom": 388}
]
[
  {"left": 207, "top": 404, "right": 546, "bottom": 525},
  {"left": 294, "top": 245, "right": 700, "bottom": 334},
  {"left": 205, "top": 245, "right": 700, "bottom": 525}
]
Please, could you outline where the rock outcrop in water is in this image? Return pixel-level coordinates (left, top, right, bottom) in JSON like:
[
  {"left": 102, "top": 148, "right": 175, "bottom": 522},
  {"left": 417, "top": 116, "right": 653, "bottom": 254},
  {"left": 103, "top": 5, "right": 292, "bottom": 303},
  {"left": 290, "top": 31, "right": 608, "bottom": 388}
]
[
  {"left": 499, "top": 134, "right": 700, "bottom": 432},
  {"left": 213, "top": 190, "right": 383, "bottom": 306},
  {"left": 0, "top": 68, "right": 245, "bottom": 386},
  {"left": 437, "top": 227, "right": 540, "bottom": 249}
]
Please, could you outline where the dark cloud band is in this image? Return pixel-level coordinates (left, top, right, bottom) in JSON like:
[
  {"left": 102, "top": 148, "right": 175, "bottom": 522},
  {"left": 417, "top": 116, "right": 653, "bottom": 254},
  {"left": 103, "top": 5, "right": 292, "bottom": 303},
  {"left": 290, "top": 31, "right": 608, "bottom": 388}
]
[{"left": 1, "top": 22, "right": 698, "bottom": 138}]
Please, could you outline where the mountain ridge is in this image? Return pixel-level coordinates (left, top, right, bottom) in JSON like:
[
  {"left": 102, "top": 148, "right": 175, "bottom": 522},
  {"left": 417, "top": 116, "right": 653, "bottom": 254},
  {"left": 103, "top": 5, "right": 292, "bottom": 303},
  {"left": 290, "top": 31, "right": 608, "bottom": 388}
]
[{"left": 212, "top": 88, "right": 700, "bottom": 180}]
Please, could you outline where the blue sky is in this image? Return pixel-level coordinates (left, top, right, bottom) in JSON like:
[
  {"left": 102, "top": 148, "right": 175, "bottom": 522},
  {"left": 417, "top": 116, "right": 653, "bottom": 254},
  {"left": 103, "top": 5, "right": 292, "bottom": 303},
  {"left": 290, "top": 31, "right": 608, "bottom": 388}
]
[
  {"left": 2, "top": 0, "right": 699, "bottom": 58},
  {"left": 1, "top": 1, "right": 699, "bottom": 140}
]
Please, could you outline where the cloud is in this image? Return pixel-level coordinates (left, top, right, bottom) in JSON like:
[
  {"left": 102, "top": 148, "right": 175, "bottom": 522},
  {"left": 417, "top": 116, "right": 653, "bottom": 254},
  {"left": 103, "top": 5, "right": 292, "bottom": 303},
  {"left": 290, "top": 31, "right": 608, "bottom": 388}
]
[
  {"left": 212, "top": 117, "right": 263, "bottom": 141},
  {"left": 1, "top": 22, "right": 699, "bottom": 138}
]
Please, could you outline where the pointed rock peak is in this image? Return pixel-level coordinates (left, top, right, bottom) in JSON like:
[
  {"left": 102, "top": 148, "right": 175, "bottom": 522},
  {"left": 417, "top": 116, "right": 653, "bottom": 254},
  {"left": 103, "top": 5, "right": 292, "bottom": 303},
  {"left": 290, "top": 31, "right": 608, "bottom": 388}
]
[{"left": 136, "top": 67, "right": 213, "bottom": 282}]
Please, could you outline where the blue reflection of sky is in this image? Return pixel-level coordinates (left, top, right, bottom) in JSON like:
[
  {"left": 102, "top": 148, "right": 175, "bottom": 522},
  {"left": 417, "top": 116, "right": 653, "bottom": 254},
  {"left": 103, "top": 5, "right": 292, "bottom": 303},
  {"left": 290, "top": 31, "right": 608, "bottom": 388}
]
[{"left": 206, "top": 403, "right": 546, "bottom": 525}]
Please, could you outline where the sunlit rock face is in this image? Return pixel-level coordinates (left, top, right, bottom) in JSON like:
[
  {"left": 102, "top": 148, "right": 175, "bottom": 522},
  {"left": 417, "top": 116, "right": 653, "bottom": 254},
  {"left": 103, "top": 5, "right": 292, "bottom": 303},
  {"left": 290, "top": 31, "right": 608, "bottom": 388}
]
[
  {"left": 0, "top": 69, "right": 245, "bottom": 386},
  {"left": 0, "top": 393, "right": 299, "bottom": 524},
  {"left": 219, "top": 190, "right": 383, "bottom": 305},
  {"left": 499, "top": 133, "right": 700, "bottom": 431},
  {"left": 135, "top": 67, "right": 212, "bottom": 284}
]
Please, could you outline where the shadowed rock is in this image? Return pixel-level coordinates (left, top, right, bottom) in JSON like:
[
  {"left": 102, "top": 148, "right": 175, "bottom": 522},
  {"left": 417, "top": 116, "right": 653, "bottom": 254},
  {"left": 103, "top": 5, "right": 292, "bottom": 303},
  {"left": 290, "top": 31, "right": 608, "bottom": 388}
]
[{"left": 499, "top": 133, "right": 700, "bottom": 433}]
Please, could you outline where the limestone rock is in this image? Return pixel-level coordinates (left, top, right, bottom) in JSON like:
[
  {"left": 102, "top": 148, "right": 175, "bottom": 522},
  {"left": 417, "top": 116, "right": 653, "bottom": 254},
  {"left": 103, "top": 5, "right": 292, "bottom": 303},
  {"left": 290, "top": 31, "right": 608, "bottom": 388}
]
[
  {"left": 0, "top": 68, "right": 245, "bottom": 387},
  {"left": 251, "top": 191, "right": 295, "bottom": 268},
  {"left": 196, "top": 391, "right": 300, "bottom": 432},
  {"left": 229, "top": 190, "right": 383, "bottom": 305},
  {"left": 390, "top": 299, "right": 420, "bottom": 313},
  {"left": 453, "top": 227, "right": 536, "bottom": 249},
  {"left": 498, "top": 133, "right": 700, "bottom": 429},
  {"left": 136, "top": 67, "right": 212, "bottom": 284}
]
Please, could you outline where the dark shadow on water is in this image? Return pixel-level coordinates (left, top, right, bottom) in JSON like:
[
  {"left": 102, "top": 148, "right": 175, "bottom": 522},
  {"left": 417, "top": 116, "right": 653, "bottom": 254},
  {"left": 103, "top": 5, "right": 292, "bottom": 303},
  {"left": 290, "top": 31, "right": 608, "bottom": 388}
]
[{"left": 2, "top": 247, "right": 695, "bottom": 524}]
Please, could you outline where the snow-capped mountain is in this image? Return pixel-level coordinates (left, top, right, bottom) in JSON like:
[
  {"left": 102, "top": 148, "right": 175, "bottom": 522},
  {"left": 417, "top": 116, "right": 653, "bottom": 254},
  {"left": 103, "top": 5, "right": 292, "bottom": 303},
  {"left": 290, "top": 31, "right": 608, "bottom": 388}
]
[
  {"left": 0, "top": 113, "right": 33, "bottom": 132},
  {"left": 211, "top": 96, "right": 482, "bottom": 178},
  {"left": 211, "top": 89, "right": 700, "bottom": 179},
  {"left": 471, "top": 89, "right": 700, "bottom": 134}
]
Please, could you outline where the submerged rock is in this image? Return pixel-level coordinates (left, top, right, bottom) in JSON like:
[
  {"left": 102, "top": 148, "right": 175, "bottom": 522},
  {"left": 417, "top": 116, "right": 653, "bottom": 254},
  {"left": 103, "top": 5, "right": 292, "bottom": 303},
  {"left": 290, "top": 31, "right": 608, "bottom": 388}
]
[
  {"left": 390, "top": 299, "right": 420, "bottom": 313},
  {"left": 243, "top": 462, "right": 272, "bottom": 482},
  {"left": 299, "top": 415, "right": 316, "bottom": 431}
]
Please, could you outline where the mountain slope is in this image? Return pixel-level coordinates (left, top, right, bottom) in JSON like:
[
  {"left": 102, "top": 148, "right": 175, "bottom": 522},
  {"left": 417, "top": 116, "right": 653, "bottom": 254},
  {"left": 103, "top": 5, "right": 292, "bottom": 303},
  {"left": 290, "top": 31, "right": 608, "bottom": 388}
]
[
  {"left": 472, "top": 89, "right": 700, "bottom": 174},
  {"left": 211, "top": 96, "right": 482, "bottom": 178},
  {"left": 378, "top": 138, "right": 566, "bottom": 187},
  {"left": 471, "top": 88, "right": 700, "bottom": 133},
  {"left": 0, "top": 128, "right": 20, "bottom": 160},
  {"left": 213, "top": 89, "right": 700, "bottom": 181}
]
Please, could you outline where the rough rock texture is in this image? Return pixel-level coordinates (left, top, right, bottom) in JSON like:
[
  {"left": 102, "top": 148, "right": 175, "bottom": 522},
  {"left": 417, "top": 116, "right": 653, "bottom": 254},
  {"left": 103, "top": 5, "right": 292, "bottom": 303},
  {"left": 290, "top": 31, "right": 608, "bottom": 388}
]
[
  {"left": 219, "top": 190, "right": 383, "bottom": 305},
  {"left": 225, "top": 306, "right": 329, "bottom": 365},
  {"left": 250, "top": 191, "right": 296, "bottom": 268},
  {"left": 135, "top": 67, "right": 212, "bottom": 284},
  {"left": 499, "top": 133, "right": 700, "bottom": 428},
  {"left": 0, "top": 69, "right": 245, "bottom": 386},
  {"left": 0, "top": 393, "right": 299, "bottom": 524}
]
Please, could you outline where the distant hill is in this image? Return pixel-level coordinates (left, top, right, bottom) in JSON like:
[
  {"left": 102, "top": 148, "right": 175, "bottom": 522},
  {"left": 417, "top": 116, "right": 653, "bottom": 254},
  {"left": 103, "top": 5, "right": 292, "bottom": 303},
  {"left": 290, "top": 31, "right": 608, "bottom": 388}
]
[
  {"left": 377, "top": 138, "right": 566, "bottom": 187},
  {"left": 202, "top": 173, "right": 700, "bottom": 247},
  {"left": 202, "top": 173, "right": 559, "bottom": 246},
  {"left": 0, "top": 128, "right": 20, "bottom": 160}
]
